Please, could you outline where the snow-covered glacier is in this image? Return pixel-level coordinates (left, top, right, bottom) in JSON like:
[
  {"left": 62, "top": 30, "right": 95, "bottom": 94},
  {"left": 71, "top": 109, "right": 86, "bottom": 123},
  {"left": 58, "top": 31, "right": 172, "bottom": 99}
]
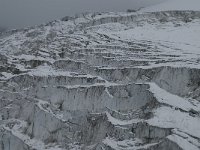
[{"left": 0, "top": 0, "right": 200, "bottom": 149}]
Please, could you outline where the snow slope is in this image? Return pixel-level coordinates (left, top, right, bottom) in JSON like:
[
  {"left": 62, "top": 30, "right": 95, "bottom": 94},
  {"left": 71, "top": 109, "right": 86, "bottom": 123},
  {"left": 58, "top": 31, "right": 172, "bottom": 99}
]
[
  {"left": 141, "top": 0, "right": 200, "bottom": 12},
  {"left": 0, "top": 1, "right": 200, "bottom": 150}
]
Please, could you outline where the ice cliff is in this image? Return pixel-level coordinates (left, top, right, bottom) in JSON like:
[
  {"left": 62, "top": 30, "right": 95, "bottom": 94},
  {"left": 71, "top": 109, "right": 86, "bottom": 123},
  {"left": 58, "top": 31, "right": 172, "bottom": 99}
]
[{"left": 0, "top": 1, "right": 200, "bottom": 149}]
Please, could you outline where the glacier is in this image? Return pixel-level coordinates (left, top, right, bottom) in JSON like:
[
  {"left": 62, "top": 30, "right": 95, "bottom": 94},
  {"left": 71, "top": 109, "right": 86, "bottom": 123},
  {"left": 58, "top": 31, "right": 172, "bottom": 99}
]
[{"left": 0, "top": 0, "right": 200, "bottom": 149}]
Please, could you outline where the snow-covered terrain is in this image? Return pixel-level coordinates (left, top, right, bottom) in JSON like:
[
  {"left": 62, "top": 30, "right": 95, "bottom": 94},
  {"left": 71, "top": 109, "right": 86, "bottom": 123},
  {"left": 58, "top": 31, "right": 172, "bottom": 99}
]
[
  {"left": 141, "top": 0, "right": 200, "bottom": 12},
  {"left": 0, "top": 0, "right": 200, "bottom": 150}
]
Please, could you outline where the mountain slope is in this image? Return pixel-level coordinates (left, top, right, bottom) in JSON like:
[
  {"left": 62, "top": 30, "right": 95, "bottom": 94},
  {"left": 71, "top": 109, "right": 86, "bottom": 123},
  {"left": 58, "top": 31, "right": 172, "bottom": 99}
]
[
  {"left": 0, "top": 2, "right": 200, "bottom": 150},
  {"left": 141, "top": 0, "right": 200, "bottom": 12}
]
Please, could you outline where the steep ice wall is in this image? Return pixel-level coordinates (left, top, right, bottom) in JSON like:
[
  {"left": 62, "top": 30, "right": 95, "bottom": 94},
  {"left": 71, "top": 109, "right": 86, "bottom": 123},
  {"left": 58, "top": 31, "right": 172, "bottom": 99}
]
[{"left": 0, "top": 6, "right": 200, "bottom": 150}]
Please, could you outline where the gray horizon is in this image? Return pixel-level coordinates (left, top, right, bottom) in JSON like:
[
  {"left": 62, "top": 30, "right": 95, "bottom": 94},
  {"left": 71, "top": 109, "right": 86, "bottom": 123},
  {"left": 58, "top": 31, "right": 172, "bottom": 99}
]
[{"left": 0, "top": 0, "right": 164, "bottom": 29}]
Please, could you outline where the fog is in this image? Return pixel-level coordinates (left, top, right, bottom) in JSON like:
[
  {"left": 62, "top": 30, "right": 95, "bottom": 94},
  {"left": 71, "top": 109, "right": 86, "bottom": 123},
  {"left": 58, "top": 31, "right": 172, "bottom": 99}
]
[{"left": 0, "top": 0, "right": 164, "bottom": 29}]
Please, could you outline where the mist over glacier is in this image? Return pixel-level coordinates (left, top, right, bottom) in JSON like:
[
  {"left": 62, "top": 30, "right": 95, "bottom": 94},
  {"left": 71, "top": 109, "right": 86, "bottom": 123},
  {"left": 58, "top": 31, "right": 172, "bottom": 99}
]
[{"left": 0, "top": 0, "right": 164, "bottom": 29}]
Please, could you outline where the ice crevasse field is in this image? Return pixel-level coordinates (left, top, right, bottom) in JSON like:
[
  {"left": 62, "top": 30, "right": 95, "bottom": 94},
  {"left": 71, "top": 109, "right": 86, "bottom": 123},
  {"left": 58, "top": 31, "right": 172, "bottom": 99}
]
[{"left": 0, "top": 0, "right": 200, "bottom": 149}]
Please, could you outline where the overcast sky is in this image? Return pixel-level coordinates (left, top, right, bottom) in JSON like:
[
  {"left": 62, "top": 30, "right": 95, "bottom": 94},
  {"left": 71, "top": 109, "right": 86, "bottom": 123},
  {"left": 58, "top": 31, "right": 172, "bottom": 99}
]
[{"left": 0, "top": 0, "right": 164, "bottom": 29}]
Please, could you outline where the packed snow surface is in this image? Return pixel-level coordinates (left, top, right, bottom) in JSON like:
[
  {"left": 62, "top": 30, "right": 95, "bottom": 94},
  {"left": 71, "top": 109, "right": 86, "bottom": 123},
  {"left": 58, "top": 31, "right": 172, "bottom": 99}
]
[{"left": 141, "top": 0, "right": 200, "bottom": 12}]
